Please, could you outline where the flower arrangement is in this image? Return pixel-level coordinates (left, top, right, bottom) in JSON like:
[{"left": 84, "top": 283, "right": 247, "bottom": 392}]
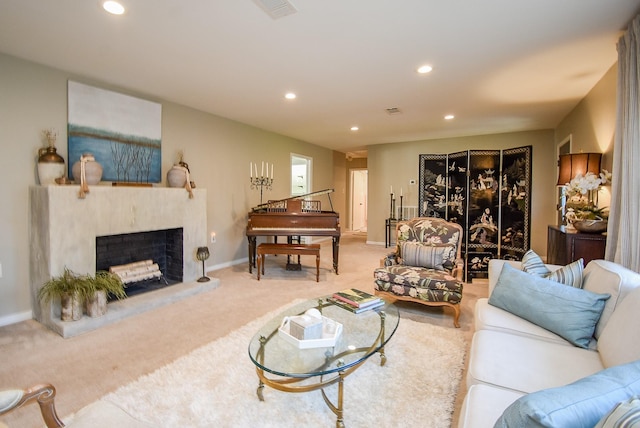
[
  {"left": 42, "top": 128, "right": 58, "bottom": 147},
  {"left": 564, "top": 170, "right": 611, "bottom": 221}
]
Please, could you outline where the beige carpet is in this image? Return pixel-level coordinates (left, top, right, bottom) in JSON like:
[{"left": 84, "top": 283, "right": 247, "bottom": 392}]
[
  {"left": 0, "top": 232, "right": 487, "bottom": 427},
  {"left": 91, "top": 300, "right": 466, "bottom": 427}
]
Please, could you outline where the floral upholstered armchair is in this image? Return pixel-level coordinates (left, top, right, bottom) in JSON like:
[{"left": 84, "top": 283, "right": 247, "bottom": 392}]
[{"left": 373, "top": 217, "right": 464, "bottom": 327}]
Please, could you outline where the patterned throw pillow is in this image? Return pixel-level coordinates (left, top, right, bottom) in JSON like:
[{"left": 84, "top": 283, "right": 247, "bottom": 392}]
[
  {"left": 521, "top": 249, "right": 551, "bottom": 276},
  {"left": 595, "top": 396, "right": 640, "bottom": 427},
  {"left": 521, "top": 249, "right": 584, "bottom": 288},
  {"left": 400, "top": 242, "right": 451, "bottom": 271},
  {"left": 547, "top": 258, "right": 584, "bottom": 288}
]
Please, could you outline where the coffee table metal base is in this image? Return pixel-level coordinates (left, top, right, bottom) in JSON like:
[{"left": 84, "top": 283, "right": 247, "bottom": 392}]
[{"left": 254, "top": 312, "right": 389, "bottom": 428}]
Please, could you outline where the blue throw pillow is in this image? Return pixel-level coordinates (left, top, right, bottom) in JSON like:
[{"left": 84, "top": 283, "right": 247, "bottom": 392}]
[
  {"left": 495, "top": 360, "right": 640, "bottom": 428},
  {"left": 489, "top": 263, "right": 610, "bottom": 348}
]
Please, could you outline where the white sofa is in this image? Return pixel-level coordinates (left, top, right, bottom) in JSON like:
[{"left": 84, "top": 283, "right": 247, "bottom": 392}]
[{"left": 459, "top": 258, "right": 640, "bottom": 427}]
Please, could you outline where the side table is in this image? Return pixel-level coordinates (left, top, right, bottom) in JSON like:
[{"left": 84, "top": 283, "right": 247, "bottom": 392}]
[{"left": 547, "top": 225, "right": 606, "bottom": 265}]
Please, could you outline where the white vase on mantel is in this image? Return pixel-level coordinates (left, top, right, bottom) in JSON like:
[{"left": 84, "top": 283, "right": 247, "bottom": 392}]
[{"left": 167, "top": 162, "right": 189, "bottom": 188}]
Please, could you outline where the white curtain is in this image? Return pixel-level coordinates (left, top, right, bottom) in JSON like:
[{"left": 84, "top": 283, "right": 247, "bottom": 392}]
[{"left": 606, "top": 14, "right": 640, "bottom": 272}]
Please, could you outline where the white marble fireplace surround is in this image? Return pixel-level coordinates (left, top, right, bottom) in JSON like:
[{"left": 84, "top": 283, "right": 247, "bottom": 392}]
[{"left": 30, "top": 186, "right": 218, "bottom": 338}]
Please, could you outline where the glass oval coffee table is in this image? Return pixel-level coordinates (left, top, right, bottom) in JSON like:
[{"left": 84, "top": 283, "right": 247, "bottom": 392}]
[{"left": 248, "top": 297, "right": 400, "bottom": 428}]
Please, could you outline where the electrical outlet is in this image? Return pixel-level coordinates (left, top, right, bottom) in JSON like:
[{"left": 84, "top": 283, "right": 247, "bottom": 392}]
[{"left": 210, "top": 232, "right": 216, "bottom": 243}]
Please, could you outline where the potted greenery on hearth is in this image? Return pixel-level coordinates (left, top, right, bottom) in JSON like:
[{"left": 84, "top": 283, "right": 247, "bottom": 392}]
[
  {"left": 85, "top": 271, "right": 127, "bottom": 318},
  {"left": 38, "top": 267, "right": 89, "bottom": 322},
  {"left": 39, "top": 269, "right": 127, "bottom": 320}
]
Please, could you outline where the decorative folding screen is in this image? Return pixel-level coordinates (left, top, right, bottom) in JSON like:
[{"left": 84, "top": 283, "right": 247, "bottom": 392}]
[{"left": 418, "top": 146, "right": 532, "bottom": 280}]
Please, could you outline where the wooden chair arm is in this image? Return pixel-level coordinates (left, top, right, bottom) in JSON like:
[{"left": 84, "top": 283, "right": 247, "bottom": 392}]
[
  {"left": 379, "top": 252, "right": 398, "bottom": 268},
  {"left": 0, "top": 384, "right": 64, "bottom": 428},
  {"left": 451, "top": 257, "right": 465, "bottom": 282}
]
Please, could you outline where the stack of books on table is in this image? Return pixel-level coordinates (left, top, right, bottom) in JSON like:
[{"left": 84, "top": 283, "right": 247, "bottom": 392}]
[{"left": 330, "top": 288, "right": 385, "bottom": 313}]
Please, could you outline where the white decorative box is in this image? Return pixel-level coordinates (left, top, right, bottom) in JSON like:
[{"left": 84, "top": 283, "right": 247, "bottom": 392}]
[
  {"left": 278, "top": 315, "right": 343, "bottom": 349},
  {"left": 289, "top": 314, "right": 323, "bottom": 340}
]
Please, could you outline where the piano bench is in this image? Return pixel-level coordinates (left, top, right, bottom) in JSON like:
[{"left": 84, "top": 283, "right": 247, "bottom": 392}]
[{"left": 256, "top": 243, "right": 321, "bottom": 282}]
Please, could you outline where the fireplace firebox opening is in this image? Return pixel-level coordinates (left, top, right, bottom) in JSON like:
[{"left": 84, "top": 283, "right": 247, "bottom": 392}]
[{"left": 96, "top": 228, "right": 183, "bottom": 298}]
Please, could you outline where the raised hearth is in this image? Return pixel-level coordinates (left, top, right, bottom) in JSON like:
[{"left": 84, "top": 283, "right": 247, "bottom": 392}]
[{"left": 29, "top": 185, "right": 214, "bottom": 337}]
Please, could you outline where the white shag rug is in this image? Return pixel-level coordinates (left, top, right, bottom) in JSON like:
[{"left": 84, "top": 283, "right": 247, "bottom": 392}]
[{"left": 98, "top": 302, "right": 466, "bottom": 428}]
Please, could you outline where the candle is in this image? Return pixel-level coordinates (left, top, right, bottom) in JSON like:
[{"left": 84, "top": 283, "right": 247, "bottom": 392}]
[
  {"left": 250, "top": 162, "right": 253, "bottom": 178},
  {"left": 271, "top": 163, "right": 274, "bottom": 179},
  {"left": 254, "top": 163, "right": 258, "bottom": 177},
  {"left": 401, "top": 187, "right": 403, "bottom": 197},
  {"left": 390, "top": 185, "right": 393, "bottom": 195},
  {"left": 261, "top": 161, "right": 264, "bottom": 177}
]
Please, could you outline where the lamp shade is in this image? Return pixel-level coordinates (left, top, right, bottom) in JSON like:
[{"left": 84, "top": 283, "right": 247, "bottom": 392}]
[{"left": 557, "top": 153, "right": 602, "bottom": 186}]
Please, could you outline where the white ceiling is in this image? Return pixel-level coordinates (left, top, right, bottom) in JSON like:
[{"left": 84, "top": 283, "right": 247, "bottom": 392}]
[{"left": 1, "top": 1, "right": 638, "bottom": 155}]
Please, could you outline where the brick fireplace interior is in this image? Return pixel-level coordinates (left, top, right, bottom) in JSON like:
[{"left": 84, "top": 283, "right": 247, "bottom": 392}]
[{"left": 96, "top": 228, "right": 184, "bottom": 298}]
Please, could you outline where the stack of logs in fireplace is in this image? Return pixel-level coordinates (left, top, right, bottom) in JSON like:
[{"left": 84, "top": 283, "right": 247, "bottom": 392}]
[{"left": 109, "top": 260, "right": 162, "bottom": 285}]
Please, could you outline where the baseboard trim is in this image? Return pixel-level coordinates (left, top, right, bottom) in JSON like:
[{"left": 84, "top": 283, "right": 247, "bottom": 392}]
[
  {"left": 367, "top": 240, "right": 385, "bottom": 246},
  {"left": 0, "top": 310, "right": 33, "bottom": 327},
  {"left": 207, "top": 258, "right": 247, "bottom": 272}
]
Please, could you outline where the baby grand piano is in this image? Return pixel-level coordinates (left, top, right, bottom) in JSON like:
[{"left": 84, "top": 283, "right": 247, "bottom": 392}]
[{"left": 246, "top": 189, "right": 341, "bottom": 274}]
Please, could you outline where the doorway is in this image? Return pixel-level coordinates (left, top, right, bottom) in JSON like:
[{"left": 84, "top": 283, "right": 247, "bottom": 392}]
[
  {"left": 291, "top": 153, "right": 312, "bottom": 196},
  {"left": 350, "top": 169, "right": 368, "bottom": 232}
]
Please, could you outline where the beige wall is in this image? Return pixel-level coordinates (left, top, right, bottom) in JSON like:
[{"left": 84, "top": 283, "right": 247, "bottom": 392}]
[
  {"left": 555, "top": 64, "right": 617, "bottom": 210},
  {"left": 0, "top": 53, "right": 334, "bottom": 322},
  {"left": 366, "top": 130, "right": 557, "bottom": 256}
]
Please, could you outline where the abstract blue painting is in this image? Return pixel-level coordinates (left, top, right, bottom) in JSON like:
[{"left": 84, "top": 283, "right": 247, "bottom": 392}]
[{"left": 67, "top": 81, "right": 162, "bottom": 183}]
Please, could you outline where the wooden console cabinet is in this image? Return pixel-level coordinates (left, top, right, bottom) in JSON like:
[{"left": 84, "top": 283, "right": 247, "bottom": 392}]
[{"left": 547, "top": 225, "right": 606, "bottom": 266}]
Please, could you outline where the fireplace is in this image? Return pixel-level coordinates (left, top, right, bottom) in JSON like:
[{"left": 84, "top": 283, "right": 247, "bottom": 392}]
[
  {"left": 96, "top": 228, "right": 184, "bottom": 297},
  {"left": 30, "top": 185, "right": 213, "bottom": 337}
]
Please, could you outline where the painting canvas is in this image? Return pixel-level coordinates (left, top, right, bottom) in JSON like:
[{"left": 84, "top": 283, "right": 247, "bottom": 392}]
[{"left": 67, "top": 81, "right": 162, "bottom": 183}]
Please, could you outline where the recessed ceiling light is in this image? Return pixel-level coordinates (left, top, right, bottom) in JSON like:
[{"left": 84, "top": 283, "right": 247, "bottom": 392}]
[
  {"left": 102, "top": 1, "right": 125, "bottom": 15},
  {"left": 350, "top": 126, "right": 359, "bottom": 131},
  {"left": 417, "top": 65, "right": 433, "bottom": 74},
  {"left": 284, "top": 92, "right": 296, "bottom": 100},
  {"left": 444, "top": 114, "right": 455, "bottom": 120}
]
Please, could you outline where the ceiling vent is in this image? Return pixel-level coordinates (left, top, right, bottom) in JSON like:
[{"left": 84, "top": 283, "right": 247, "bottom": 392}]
[
  {"left": 385, "top": 107, "right": 402, "bottom": 115},
  {"left": 253, "top": 0, "right": 297, "bottom": 19}
]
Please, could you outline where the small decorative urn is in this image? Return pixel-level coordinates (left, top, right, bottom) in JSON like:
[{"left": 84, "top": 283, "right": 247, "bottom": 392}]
[
  {"left": 72, "top": 153, "right": 103, "bottom": 185},
  {"left": 37, "top": 129, "right": 66, "bottom": 185},
  {"left": 167, "top": 152, "right": 190, "bottom": 188}
]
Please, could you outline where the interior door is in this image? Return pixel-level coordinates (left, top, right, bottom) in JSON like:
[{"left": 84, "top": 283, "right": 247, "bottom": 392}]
[{"left": 351, "top": 169, "right": 368, "bottom": 231}]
